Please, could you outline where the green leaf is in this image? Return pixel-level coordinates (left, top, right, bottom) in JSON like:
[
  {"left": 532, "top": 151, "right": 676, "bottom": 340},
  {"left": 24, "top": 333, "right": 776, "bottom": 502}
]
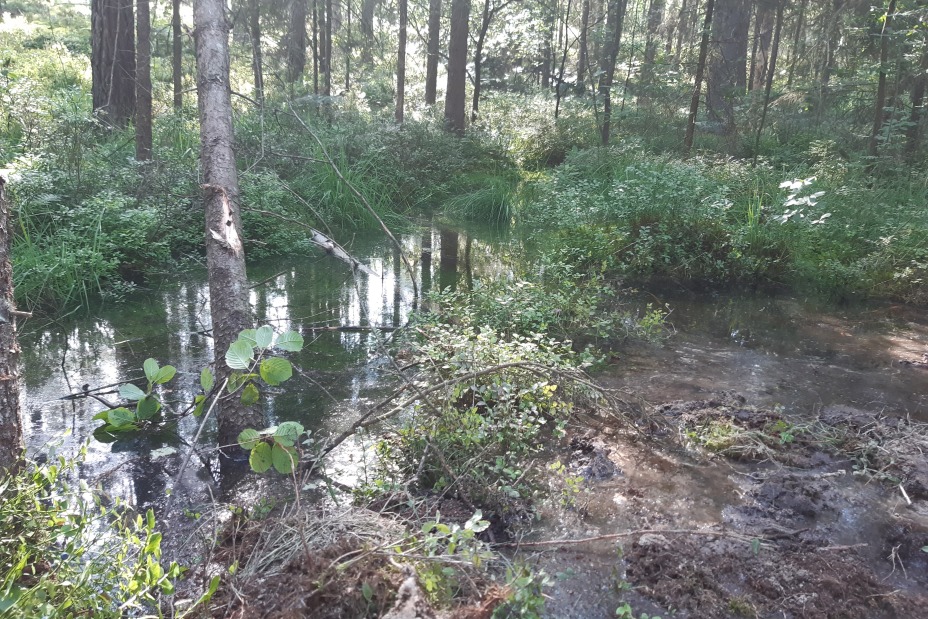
[
  {"left": 93, "top": 426, "right": 119, "bottom": 443},
  {"left": 92, "top": 410, "right": 110, "bottom": 421},
  {"left": 227, "top": 372, "right": 256, "bottom": 393},
  {"left": 274, "top": 421, "right": 304, "bottom": 447},
  {"left": 240, "top": 383, "right": 260, "bottom": 406},
  {"left": 260, "top": 357, "right": 293, "bottom": 386},
  {"left": 255, "top": 325, "right": 274, "bottom": 349},
  {"left": 271, "top": 443, "right": 298, "bottom": 474},
  {"left": 226, "top": 340, "right": 254, "bottom": 370},
  {"left": 237, "top": 329, "right": 258, "bottom": 347},
  {"left": 200, "top": 367, "right": 214, "bottom": 392},
  {"left": 143, "top": 358, "right": 160, "bottom": 383},
  {"left": 136, "top": 395, "right": 161, "bottom": 420},
  {"left": 119, "top": 383, "right": 147, "bottom": 401},
  {"left": 107, "top": 407, "right": 136, "bottom": 428},
  {"left": 154, "top": 365, "right": 177, "bottom": 384},
  {"left": 237, "top": 429, "right": 261, "bottom": 451},
  {"left": 275, "top": 330, "right": 304, "bottom": 352},
  {"left": 192, "top": 394, "right": 206, "bottom": 417},
  {"left": 249, "top": 442, "right": 272, "bottom": 473}
]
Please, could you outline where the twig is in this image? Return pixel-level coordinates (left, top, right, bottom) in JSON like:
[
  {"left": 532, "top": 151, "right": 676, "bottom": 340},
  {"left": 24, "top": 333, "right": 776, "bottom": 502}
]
[
  {"left": 499, "top": 528, "right": 761, "bottom": 549},
  {"left": 816, "top": 543, "right": 868, "bottom": 552}
]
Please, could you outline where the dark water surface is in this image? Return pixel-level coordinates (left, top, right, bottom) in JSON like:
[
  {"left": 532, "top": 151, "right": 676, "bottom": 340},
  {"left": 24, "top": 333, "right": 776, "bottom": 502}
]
[{"left": 18, "top": 224, "right": 928, "bottom": 510}]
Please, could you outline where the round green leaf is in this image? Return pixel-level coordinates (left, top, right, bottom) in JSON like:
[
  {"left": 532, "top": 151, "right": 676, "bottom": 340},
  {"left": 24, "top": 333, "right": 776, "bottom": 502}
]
[
  {"left": 249, "top": 442, "right": 272, "bottom": 473},
  {"left": 237, "top": 329, "right": 258, "bottom": 347},
  {"left": 192, "top": 394, "right": 206, "bottom": 417},
  {"left": 260, "top": 357, "right": 293, "bottom": 386},
  {"left": 107, "top": 407, "right": 136, "bottom": 428},
  {"left": 119, "top": 383, "right": 147, "bottom": 401},
  {"left": 255, "top": 325, "right": 274, "bottom": 349},
  {"left": 275, "top": 331, "right": 304, "bottom": 352},
  {"left": 154, "top": 365, "right": 177, "bottom": 384},
  {"left": 143, "top": 358, "right": 160, "bottom": 383},
  {"left": 136, "top": 395, "right": 161, "bottom": 420},
  {"left": 240, "top": 383, "right": 260, "bottom": 406},
  {"left": 271, "top": 443, "right": 298, "bottom": 474},
  {"left": 200, "top": 367, "right": 215, "bottom": 392},
  {"left": 226, "top": 340, "right": 254, "bottom": 370},
  {"left": 237, "top": 429, "right": 261, "bottom": 451},
  {"left": 274, "top": 421, "right": 304, "bottom": 447}
]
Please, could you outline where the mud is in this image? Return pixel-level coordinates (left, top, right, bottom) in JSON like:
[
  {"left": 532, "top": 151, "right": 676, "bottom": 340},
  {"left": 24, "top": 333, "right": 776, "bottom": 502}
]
[{"left": 526, "top": 393, "right": 928, "bottom": 618}]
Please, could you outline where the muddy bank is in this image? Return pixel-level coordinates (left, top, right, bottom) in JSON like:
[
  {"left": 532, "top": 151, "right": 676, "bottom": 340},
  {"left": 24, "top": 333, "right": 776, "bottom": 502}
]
[{"left": 526, "top": 393, "right": 928, "bottom": 618}]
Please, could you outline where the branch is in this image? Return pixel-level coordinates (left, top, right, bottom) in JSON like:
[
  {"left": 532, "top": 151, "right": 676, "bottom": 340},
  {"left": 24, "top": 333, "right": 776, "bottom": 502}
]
[{"left": 499, "top": 527, "right": 764, "bottom": 549}]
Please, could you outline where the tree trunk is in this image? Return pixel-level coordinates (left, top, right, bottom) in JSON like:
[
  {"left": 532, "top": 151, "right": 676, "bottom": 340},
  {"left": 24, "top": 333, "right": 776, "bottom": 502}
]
[
  {"left": 639, "top": 0, "right": 665, "bottom": 107},
  {"left": 248, "top": 0, "right": 264, "bottom": 102},
  {"left": 786, "top": 0, "right": 807, "bottom": 88},
  {"left": 752, "top": 0, "right": 783, "bottom": 163},
  {"left": 672, "top": 0, "right": 689, "bottom": 66},
  {"left": 361, "top": 0, "right": 377, "bottom": 63},
  {"left": 905, "top": 46, "right": 928, "bottom": 159},
  {"left": 425, "top": 0, "right": 441, "bottom": 104},
  {"left": 471, "top": 0, "right": 492, "bottom": 122},
  {"left": 345, "top": 0, "right": 351, "bottom": 91},
  {"left": 683, "top": 0, "right": 716, "bottom": 156},
  {"left": 396, "top": 0, "right": 407, "bottom": 122},
  {"left": 287, "top": 0, "right": 308, "bottom": 83},
  {"left": 577, "top": 0, "right": 590, "bottom": 90},
  {"left": 193, "top": 0, "right": 261, "bottom": 451},
  {"left": 707, "top": 0, "right": 750, "bottom": 136},
  {"left": 819, "top": 0, "right": 844, "bottom": 106},
  {"left": 445, "top": 0, "right": 470, "bottom": 134},
  {"left": 92, "top": 0, "right": 136, "bottom": 126},
  {"left": 868, "top": 0, "right": 897, "bottom": 160},
  {"left": 135, "top": 0, "right": 152, "bottom": 160},
  {"left": 0, "top": 177, "right": 22, "bottom": 474},
  {"left": 172, "top": 0, "right": 182, "bottom": 109},
  {"left": 750, "top": 0, "right": 774, "bottom": 91},
  {"left": 324, "top": 0, "right": 333, "bottom": 95},
  {"left": 312, "top": 0, "right": 319, "bottom": 93},
  {"left": 598, "top": 0, "right": 627, "bottom": 145},
  {"left": 553, "top": 0, "right": 574, "bottom": 119}
]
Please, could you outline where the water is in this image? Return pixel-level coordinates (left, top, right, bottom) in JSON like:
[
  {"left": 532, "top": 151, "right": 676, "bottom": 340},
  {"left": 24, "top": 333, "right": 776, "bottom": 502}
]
[{"left": 18, "top": 224, "right": 928, "bottom": 510}]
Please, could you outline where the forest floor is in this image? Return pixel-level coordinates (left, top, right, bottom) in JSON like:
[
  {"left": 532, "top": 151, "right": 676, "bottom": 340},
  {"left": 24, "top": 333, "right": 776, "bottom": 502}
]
[{"left": 188, "top": 386, "right": 928, "bottom": 618}]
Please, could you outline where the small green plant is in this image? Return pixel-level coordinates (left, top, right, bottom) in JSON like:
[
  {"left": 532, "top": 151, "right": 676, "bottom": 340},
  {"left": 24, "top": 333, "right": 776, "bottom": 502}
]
[
  {"left": 493, "top": 566, "right": 550, "bottom": 618},
  {"left": 615, "top": 602, "right": 661, "bottom": 619}
]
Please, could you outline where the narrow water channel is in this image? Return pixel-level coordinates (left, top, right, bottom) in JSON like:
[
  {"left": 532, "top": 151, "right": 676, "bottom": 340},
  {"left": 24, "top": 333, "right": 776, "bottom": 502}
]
[{"left": 18, "top": 223, "right": 928, "bottom": 512}]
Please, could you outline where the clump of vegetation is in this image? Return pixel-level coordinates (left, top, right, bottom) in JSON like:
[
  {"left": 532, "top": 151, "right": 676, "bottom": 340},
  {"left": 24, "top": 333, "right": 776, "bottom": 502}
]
[{"left": 0, "top": 447, "right": 210, "bottom": 617}]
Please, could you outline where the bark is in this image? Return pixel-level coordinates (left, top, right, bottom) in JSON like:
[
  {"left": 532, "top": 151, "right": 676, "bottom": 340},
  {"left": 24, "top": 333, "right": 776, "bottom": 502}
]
[
  {"left": 361, "top": 0, "right": 377, "bottom": 63},
  {"left": 905, "top": 46, "right": 928, "bottom": 158},
  {"left": 750, "top": 0, "right": 774, "bottom": 91},
  {"left": 91, "top": 0, "right": 136, "bottom": 126},
  {"left": 396, "top": 0, "right": 407, "bottom": 122},
  {"left": 819, "top": 0, "right": 844, "bottom": 100},
  {"left": 683, "top": 0, "right": 716, "bottom": 156},
  {"left": 172, "top": 0, "right": 182, "bottom": 109},
  {"left": 786, "top": 0, "right": 807, "bottom": 88},
  {"left": 868, "top": 0, "right": 897, "bottom": 159},
  {"left": 598, "top": 0, "right": 627, "bottom": 145},
  {"left": 287, "top": 0, "right": 308, "bottom": 82},
  {"left": 753, "top": 0, "right": 783, "bottom": 163},
  {"left": 312, "top": 0, "right": 319, "bottom": 93},
  {"left": 553, "top": 0, "right": 573, "bottom": 119},
  {"left": 193, "top": 0, "right": 261, "bottom": 450},
  {"left": 135, "top": 0, "right": 152, "bottom": 160},
  {"left": 0, "top": 177, "right": 22, "bottom": 474},
  {"left": 707, "top": 0, "right": 750, "bottom": 135},
  {"left": 639, "top": 0, "right": 665, "bottom": 107},
  {"left": 672, "top": 0, "right": 689, "bottom": 66},
  {"left": 345, "top": 0, "right": 351, "bottom": 91},
  {"left": 247, "top": 0, "right": 264, "bottom": 102},
  {"left": 444, "top": 0, "right": 470, "bottom": 134},
  {"left": 577, "top": 0, "right": 590, "bottom": 90},
  {"left": 425, "top": 0, "right": 441, "bottom": 104},
  {"left": 324, "top": 0, "right": 333, "bottom": 95}
]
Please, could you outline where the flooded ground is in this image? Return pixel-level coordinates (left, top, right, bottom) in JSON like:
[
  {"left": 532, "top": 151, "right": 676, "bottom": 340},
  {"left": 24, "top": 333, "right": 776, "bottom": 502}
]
[{"left": 16, "top": 223, "right": 928, "bottom": 617}]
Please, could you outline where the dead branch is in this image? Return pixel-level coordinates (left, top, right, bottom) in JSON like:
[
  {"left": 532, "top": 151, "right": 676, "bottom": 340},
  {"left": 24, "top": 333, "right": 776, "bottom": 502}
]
[{"left": 499, "top": 527, "right": 763, "bottom": 549}]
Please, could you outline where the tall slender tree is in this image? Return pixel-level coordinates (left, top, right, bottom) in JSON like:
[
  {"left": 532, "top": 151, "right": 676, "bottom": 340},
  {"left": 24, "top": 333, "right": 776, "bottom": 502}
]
[
  {"left": 396, "top": 0, "right": 407, "bottom": 121},
  {"left": 193, "top": 0, "right": 261, "bottom": 451},
  {"left": 172, "top": 0, "right": 183, "bottom": 109},
  {"left": 91, "top": 0, "right": 136, "bottom": 125},
  {"left": 707, "top": 0, "right": 750, "bottom": 136},
  {"left": 868, "top": 0, "right": 897, "bottom": 159},
  {"left": 287, "top": 0, "right": 308, "bottom": 83},
  {"left": 598, "top": 0, "right": 627, "bottom": 145},
  {"left": 135, "top": 0, "right": 152, "bottom": 160},
  {"left": 445, "top": 0, "right": 470, "bottom": 134},
  {"left": 472, "top": 0, "right": 516, "bottom": 122},
  {"left": 425, "top": 0, "right": 442, "bottom": 104},
  {"left": 247, "top": 0, "right": 264, "bottom": 102},
  {"left": 0, "top": 177, "right": 22, "bottom": 474},
  {"left": 684, "top": 0, "right": 717, "bottom": 155},
  {"left": 639, "top": 0, "right": 665, "bottom": 107},
  {"left": 577, "top": 0, "right": 590, "bottom": 90}
]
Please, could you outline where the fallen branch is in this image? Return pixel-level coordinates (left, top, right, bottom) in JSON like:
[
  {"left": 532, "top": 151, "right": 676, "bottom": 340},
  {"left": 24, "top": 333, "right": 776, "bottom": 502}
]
[
  {"left": 304, "top": 324, "right": 397, "bottom": 332},
  {"left": 499, "top": 527, "right": 762, "bottom": 549}
]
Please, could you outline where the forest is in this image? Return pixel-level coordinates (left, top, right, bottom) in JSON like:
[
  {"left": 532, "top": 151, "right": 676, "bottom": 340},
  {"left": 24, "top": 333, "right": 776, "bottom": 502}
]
[{"left": 0, "top": 0, "right": 927, "bottom": 617}]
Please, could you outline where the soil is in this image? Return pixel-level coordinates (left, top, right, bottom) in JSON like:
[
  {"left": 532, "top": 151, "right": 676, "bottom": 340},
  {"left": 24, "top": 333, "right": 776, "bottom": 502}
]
[{"left": 522, "top": 393, "right": 928, "bottom": 618}]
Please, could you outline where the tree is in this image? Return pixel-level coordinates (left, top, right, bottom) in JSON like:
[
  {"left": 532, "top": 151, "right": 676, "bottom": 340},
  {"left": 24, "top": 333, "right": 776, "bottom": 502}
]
[
  {"left": 397, "top": 0, "right": 407, "bottom": 121},
  {"left": 684, "top": 0, "right": 717, "bottom": 156},
  {"left": 0, "top": 177, "right": 22, "bottom": 474},
  {"left": 577, "top": 0, "right": 590, "bottom": 90},
  {"left": 135, "top": 0, "right": 152, "bottom": 160},
  {"left": 599, "top": 0, "right": 627, "bottom": 145},
  {"left": 472, "top": 0, "right": 517, "bottom": 122},
  {"left": 425, "top": 0, "right": 442, "bottom": 104},
  {"left": 91, "top": 0, "right": 136, "bottom": 126},
  {"left": 639, "top": 0, "right": 666, "bottom": 107},
  {"left": 287, "top": 0, "right": 308, "bottom": 83},
  {"left": 868, "top": 0, "right": 897, "bottom": 160},
  {"left": 247, "top": 0, "right": 264, "bottom": 103},
  {"left": 193, "top": 0, "right": 262, "bottom": 450},
  {"left": 172, "top": 0, "right": 183, "bottom": 109},
  {"left": 753, "top": 0, "right": 784, "bottom": 163},
  {"left": 445, "top": 0, "right": 470, "bottom": 134},
  {"left": 707, "top": 0, "right": 750, "bottom": 137}
]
